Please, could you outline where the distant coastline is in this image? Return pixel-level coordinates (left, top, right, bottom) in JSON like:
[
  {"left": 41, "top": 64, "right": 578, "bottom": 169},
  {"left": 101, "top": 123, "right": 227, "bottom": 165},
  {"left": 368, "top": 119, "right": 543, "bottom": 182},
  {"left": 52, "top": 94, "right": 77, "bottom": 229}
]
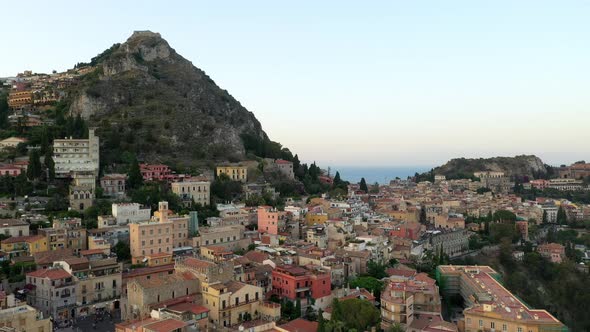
[{"left": 331, "top": 166, "right": 433, "bottom": 184}]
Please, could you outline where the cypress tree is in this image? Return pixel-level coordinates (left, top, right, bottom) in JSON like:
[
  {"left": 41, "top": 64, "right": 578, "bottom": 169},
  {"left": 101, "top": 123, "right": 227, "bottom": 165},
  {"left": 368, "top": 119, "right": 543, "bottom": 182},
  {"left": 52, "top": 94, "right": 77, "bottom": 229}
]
[
  {"left": 128, "top": 157, "right": 143, "bottom": 190},
  {"left": 359, "top": 177, "right": 368, "bottom": 192},
  {"left": 44, "top": 147, "right": 55, "bottom": 182},
  {"left": 26, "top": 150, "right": 42, "bottom": 180}
]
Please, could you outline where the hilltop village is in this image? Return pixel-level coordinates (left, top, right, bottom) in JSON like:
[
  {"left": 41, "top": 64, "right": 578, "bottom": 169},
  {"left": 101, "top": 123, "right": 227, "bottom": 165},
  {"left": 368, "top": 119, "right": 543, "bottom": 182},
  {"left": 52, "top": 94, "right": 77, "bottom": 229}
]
[{"left": 1, "top": 68, "right": 589, "bottom": 332}]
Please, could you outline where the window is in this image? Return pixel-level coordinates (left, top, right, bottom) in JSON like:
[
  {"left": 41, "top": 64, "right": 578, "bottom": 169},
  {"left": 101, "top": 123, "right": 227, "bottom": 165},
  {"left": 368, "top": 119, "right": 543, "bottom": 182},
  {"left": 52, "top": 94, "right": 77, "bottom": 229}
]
[
  {"left": 517, "top": 328, "right": 523, "bottom": 332},
  {"left": 502, "top": 324, "right": 507, "bottom": 331},
  {"left": 479, "top": 320, "right": 483, "bottom": 327},
  {"left": 491, "top": 322, "right": 495, "bottom": 329}
]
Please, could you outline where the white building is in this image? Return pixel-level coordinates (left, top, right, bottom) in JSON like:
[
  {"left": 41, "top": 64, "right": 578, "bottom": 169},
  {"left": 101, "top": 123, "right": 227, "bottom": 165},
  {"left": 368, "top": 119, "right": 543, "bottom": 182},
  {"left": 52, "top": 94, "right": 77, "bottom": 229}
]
[
  {"left": 53, "top": 129, "right": 99, "bottom": 178},
  {"left": 112, "top": 203, "right": 151, "bottom": 225}
]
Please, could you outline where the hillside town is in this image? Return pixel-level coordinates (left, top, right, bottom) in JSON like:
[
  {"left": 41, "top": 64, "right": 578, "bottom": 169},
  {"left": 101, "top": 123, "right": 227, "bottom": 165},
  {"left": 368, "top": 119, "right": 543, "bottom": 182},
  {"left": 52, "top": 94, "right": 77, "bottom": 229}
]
[{"left": 0, "top": 84, "right": 587, "bottom": 332}]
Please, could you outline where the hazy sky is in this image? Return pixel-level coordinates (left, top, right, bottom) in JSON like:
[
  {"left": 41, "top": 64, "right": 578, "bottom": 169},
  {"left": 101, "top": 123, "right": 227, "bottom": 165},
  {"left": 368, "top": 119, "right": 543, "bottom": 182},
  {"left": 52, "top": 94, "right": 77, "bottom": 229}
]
[{"left": 2, "top": 1, "right": 589, "bottom": 168}]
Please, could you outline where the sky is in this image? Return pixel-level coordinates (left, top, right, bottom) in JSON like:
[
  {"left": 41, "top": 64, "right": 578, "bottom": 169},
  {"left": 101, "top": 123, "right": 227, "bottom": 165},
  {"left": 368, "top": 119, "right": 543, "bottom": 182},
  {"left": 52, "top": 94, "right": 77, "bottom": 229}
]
[{"left": 1, "top": 1, "right": 589, "bottom": 168}]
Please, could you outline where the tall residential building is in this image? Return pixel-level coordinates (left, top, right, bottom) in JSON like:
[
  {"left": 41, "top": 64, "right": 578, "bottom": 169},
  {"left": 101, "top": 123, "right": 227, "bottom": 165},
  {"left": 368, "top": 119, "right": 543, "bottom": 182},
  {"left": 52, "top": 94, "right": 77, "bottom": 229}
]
[
  {"left": 26, "top": 268, "right": 77, "bottom": 321},
  {"left": 380, "top": 272, "right": 442, "bottom": 331},
  {"left": 171, "top": 179, "right": 211, "bottom": 206},
  {"left": 53, "top": 128, "right": 99, "bottom": 178},
  {"left": 437, "top": 265, "right": 565, "bottom": 332},
  {"left": 129, "top": 202, "right": 189, "bottom": 264},
  {"left": 55, "top": 255, "right": 122, "bottom": 317},
  {"left": 257, "top": 206, "right": 280, "bottom": 235}
]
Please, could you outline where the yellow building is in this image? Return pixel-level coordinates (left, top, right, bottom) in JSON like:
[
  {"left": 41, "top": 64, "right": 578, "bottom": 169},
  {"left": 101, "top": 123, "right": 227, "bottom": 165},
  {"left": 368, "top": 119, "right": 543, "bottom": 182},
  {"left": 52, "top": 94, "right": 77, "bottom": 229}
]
[
  {"left": 305, "top": 212, "right": 328, "bottom": 226},
  {"left": 201, "top": 280, "right": 280, "bottom": 328},
  {"left": 437, "top": 265, "right": 565, "bottom": 332},
  {"left": 216, "top": 164, "right": 248, "bottom": 182},
  {"left": 1, "top": 235, "right": 48, "bottom": 257}
]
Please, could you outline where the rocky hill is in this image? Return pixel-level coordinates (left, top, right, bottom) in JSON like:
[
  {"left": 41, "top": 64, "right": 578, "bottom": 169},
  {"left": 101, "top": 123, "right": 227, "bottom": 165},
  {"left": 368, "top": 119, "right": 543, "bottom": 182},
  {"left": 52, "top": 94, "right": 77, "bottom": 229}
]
[
  {"left": 427, "top": 155, "right": 548, "bottom": 180},
  {"left": 67, "top": 31, "right": 269, "bottom": 167}
]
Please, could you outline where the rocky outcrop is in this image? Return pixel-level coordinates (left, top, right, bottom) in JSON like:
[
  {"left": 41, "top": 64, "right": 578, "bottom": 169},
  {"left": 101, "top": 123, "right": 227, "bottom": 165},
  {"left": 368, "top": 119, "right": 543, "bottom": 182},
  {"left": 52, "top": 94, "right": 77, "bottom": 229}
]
[
  {"left": 68, "top": 31, "right": 268, "bottom": 165},
  {"left": 431, "top": 155, "right": 547, "bottom": 179}
]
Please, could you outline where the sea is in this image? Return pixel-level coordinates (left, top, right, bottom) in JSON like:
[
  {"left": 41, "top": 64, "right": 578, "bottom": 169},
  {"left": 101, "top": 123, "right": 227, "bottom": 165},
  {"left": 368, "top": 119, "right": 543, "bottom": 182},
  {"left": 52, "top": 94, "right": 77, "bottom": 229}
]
[{"left": 331, "top": 166, "right": 433, "bottom": 184}]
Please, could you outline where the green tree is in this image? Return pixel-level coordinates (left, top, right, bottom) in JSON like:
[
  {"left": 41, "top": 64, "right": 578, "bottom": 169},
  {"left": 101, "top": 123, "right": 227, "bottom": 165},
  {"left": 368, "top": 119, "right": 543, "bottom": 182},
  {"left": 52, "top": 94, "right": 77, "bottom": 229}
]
[
  {"left": 349, "top": 276, "right": 384, "bottom": 299},
  {"left": 338, "top": 298, "right": 381, "bottom": 331},
  {"left": 295, "top": 299, "right": 302, "bottom": 319},
  {"left": 113, "top": 241, "right": 131, "bottom": 261},
  {"left": 419, "top": 207, "right": 427, "bottom": 224},
  {"left": 127, "top": 157, "right": 143, "bottom": 190},
  {"left": 556, "top": 206, "right": 568, "bottom": 225},
  {"left": 366, "top": 260, "right": 387, "bottom": 279},
  {"left": 359, "top": 177, "right": 368, "bottom": 192},
  {"left": 331, "top": 298, "right": 343, "bottom": 322},
  {"left": 389, "top": 323, "right": 405, "bottom": 332},
  {"left": 493, "top": 210, "right": 517, "bottom": 223},
  {"left": 44, "top": 147, "right": 55, "bottom": 182},
  {"left": 26, "top": 150, "right": 42, "bottom": 180},
  {"left": 317, "top": 309, "right": 326, "bottom": 332},
  {"left": 369, "top": 182, "right": 380, "bottom": 193}
]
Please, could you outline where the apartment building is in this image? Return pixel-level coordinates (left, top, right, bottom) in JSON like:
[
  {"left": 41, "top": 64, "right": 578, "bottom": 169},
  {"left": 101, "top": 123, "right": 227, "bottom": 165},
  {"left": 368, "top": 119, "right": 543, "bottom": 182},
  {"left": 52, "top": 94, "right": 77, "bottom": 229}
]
[
  {"left": 53, "top": 129, "right": 99, "bottom": 178},
  {"left": 139, "top": 164, "right": 172, "bottom": 181},
  {"left": 0, "top": 234, "right": 47, "bottom": 257},
  {"left": 40, "top": 218, "right": 87, "bottom": 253},
  {"left": 428, "top": 229, "right": 471, "bottom": 257},
  {"left": 192, "top": 225, "right": 248, "bottom": 251},
  {"left": 171, "top": 179, "right": 211, "bottom": 206},
  {"left": 437, "top": 265, "right": 565, "bottom": 332},
  {"left": 201, "top": 280, "right": 280, "bottom": 328},
  {"left": 381, "top": 273, "right": 442, "bottom": 331},
  {"left": 216, "top": 164, "right": 248, "bottom": 182},
  {"left": 100, "top": 173, "right": 127, "bottom": 198},
  {"left": 129, "top": 202, "right": 189, "bottom": 264},
  {"left": 26, "top": 268, "right": 77, "bottom": 321},
  {"left": 258, "top": 206, "right": 282, "bottom": 235},
  {"left": 271, "top": 265, "right": 331, "bottom": 301},
  {"left": 55, "top": 255, "right": 122, "bottom": 317}
]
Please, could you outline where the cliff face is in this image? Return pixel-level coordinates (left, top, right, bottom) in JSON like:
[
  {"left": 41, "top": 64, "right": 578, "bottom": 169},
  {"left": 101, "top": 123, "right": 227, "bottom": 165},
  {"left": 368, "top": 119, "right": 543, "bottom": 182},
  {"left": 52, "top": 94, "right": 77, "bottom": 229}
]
[
  {"left": 69, "top": 31, "right": 267, "bottom": 165},
  {"left": 432, "top": 155, "right": 547, "bottom": 179}
]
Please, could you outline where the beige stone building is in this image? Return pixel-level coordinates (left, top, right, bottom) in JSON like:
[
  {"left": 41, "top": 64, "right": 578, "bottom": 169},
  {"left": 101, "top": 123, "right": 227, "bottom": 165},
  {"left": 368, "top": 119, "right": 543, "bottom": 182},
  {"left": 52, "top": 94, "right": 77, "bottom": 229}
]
[
  {"left": 201, "top": 280, "right": 280, "bottom": 328},
  {"left": 129, "top": 202, "right": 190, "bottom": 264},
  {"left": 122, "top": 272, "right": 199, "bottom": 320},
  {"left": 0, "top": 301, "right": 52, "bottom": 332},
  {"left": 56, "top": 255, "right": 122, "bottom": 317},
  {"left": 192, "top": 225, "right": 248, "bottom": 251},
  {"left": 171, "top": 179, "right": 211, "bottom": 206},
  {"left": 69, "top": 172, "right": 96, "bottom": 211}
]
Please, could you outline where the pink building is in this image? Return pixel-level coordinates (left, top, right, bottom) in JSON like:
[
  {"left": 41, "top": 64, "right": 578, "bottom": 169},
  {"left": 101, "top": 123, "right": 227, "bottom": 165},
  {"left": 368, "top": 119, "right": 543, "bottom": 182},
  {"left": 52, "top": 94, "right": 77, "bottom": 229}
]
[
  {"left": 140, "top": 163, "right": 172, "bottom": 181},
  {"left": 0, "top": 165, "right": 22, "bottom": 176},
  {"left": 538, "top": 243, "right": 565, "bottom": 263},
  {"left": 530, "top": 179, "right": 549, "bottom": 189},
  {"left": 257, "top": 206, "right": 279, "bottom": 235}
]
